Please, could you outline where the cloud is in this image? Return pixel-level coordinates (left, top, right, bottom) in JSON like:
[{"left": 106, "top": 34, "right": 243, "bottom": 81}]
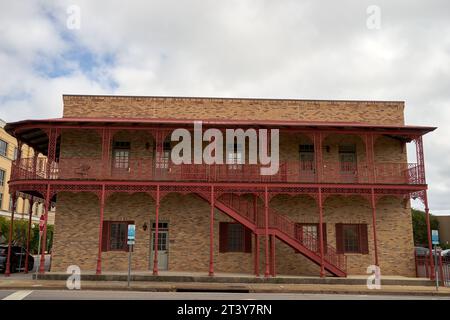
[{"left": 0, "top": 0, "right": 449, "bottom": 213}]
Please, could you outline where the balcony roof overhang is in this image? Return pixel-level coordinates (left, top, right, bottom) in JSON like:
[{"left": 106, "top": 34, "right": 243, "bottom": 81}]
[{"left": 5, "top": 117, "right": 437, "bottom": 156}]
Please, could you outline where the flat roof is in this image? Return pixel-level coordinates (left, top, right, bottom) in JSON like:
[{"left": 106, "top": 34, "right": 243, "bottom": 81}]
[{"left": 63, "top": 93, "right": 405, "bottom": 104}]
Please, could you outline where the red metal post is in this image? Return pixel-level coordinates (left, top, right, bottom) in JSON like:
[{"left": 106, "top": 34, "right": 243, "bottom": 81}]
[
  {"left": 96, "top": 184, "right": 106, "bottom": 275},
  {"left": 438, "top": 253, "right": 444, "bottom": 286},
  {"left": 318, "top": 188, "right": 325, "bottom": 277},
  {"left": 422, "top": 191, "right": 435, "bottom": 280},
  {"left": 314, "top": 132, "right": 323, "bottom": 183},
  {"left": 270, "top": 234, "right": 276, "bottom": 277},
  {"left": 101, "top": 128, "right": 111, "bottom": 179},
  {"left": 24, "top": 197, "right": 34, "bottom": 273},
  {"left": 39, "top": 184, "right": 51, "bottom": 273},
  {"left": 4, "top": 194, "right": 17, "bottom": 277},
  {"left": 209, "top": 186, "right": 214, "bottom": 276},
  {"left": 153, "top": 185, "right": 160, "bottom": 275},
  {"left": 254, "top": 233, "right": 259, "bottom": 276},
  {"left": 365, "top": 133, "right": 376, "bottom": 183},
  {"left": 370, "top": 188, "right": 379, "bottom": 266},
  {"left": 264, "top": 186, "right": 270, "bottom": 278}
]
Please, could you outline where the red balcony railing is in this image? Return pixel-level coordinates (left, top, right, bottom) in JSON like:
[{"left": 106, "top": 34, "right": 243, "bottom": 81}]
[{"left": 11, "top": 157, "right": 425, "bottom": 185}]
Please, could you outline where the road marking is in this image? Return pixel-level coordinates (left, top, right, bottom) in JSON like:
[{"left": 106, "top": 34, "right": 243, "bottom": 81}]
[{"left": 2, "top": 290, "right": 33, "bottom": 300}]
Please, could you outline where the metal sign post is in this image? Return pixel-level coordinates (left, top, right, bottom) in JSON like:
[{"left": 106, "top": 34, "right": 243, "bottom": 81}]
[
  {"left": 35, "top": 215, "right": 45, "bottom": 279},
  {"left": 432, "top": 230, "right": 439, "bottom": 290},
  {"left": 127, "top": 224, "right": 136, "bottom": 288}
]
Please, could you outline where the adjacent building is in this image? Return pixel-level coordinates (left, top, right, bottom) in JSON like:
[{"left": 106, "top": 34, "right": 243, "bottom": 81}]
[
  {"left": 4, "top": 95, "right": 436, "bottom": 277},
  {"left": 0, "top": 119, "right": 54, "bottom": 232}
]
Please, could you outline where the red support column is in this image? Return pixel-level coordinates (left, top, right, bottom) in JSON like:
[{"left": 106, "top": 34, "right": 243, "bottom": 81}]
[
  {"left": 5, "top": 194, "right": 17, "bottom": 277},
  {"left": 314, "top": 133, "right": 323, "bottom": 183},
  {"left": 209, "top": 186, "right": 214, "bottom": 276},
  {"left": 423, "top": 191, "right": 435, "bottom": 280},
  {"left": 318, "top": 188, "right": 325, "bottom": 277},
  {"left": 365, "top": 133, "right": 376, "bottom": 183},
  {"left": 153, "top": 185, "right": 160, "bottom": 275},
  {"left": 370, "top": 188, "right": 379, "bottom": 266},
  {"left": 101, "top": 128, "right": 111, "bottom": 179},
  {"left": 39, "top": 184, "right": 51, "bottom": 274},
  {"left": 270, "top": 234, "right": 276, "bottom": 277},
  {"left": 96, "top": 185, "right": 106, "bottom": 275},
  {"left": 254, "top": 233, "right": 260, "bottom": 277},
  {"left": 24, "top": 197, "right": 34, "bottom": 273},
  {"left": 264, "top": 186, "right": 270, "bottom": 278}
]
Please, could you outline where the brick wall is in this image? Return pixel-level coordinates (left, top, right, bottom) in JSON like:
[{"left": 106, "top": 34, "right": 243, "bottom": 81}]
[
  {"left": 51, "top": 191, "right": 415, "bottom": 276},
  {"left": 62, "top": 95, "right": 405, "bottom": 125}
]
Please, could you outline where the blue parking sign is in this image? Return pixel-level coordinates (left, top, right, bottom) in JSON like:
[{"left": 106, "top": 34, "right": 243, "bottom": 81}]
[
  {"left": 432, "top": 230, "right": 439, "bottom": 245},
  {"left": 128, "top": 224, "right": 136, "bottom": 241}
]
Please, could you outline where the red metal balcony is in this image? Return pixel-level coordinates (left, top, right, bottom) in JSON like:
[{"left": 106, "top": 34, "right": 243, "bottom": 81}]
[{"left": 11, "top": 157, "right": 424, "bottom": 185}]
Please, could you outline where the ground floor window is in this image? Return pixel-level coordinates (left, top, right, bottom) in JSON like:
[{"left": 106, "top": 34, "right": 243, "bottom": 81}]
[
  {"left": 335, "top": 223, "right": 368, "bottom": 254},
  {"left": 102, "top": 220, "right": 134, "bottom": 252},
  {"left": 219, "top": 222, "right": 252, "bottom": 253}
]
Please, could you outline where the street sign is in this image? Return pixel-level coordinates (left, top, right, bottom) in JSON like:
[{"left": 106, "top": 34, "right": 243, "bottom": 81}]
[
  {"left": 432, "top": 230, "right": 439, "bottom": 245},
  {"left": 128, "top": 224, "right": 135, "bottom": 241},
  {"left": 127, "top": 224, "right": 136, "bottom": 288}
]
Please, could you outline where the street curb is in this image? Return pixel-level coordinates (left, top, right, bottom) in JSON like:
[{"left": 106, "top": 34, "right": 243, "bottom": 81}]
[{"left": 1, "top": 282, "right": 450, "bottom": 297}]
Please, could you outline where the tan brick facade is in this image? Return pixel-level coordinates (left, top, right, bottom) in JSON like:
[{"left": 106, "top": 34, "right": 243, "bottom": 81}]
[
  {"left": 62, "top": 95, "right": 405, "bottom": 125},
  {"left": 51, "top": 109, "right": 416, "bottom": 277}
]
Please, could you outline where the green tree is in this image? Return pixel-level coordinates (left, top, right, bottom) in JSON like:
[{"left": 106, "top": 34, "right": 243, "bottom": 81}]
[
  {"left": 0, "top": 216, "right": 54, "bottom": 254},
  {"left": 412, "top": 209, "right": 439, "bottom": 247}
]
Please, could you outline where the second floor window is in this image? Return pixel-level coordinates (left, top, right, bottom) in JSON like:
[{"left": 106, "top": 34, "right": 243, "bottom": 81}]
[
  {"left": 0, "top": 140, "right": 7, "bottom": 157},
  {"left": 0, "top": 169, "right": 5, "bottom": 186},
  {"left": 113, "top": 141, "right": 130, "bottom": 170},
  {"left": 227, "top": 143, "right": 243, "bottom": 170},
  {"left": 156, "top": 142, "right": 171, "bottom": 169}
]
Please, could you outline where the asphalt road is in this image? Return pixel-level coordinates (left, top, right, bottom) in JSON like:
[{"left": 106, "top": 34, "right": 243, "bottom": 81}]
[{"left": 1, "top": 290, "right": 449, "bottom": 300}]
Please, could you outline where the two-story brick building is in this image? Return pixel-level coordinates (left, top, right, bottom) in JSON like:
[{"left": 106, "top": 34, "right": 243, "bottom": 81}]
[{"left": 3, "top": 95, "right": 436, "bottom": 278}]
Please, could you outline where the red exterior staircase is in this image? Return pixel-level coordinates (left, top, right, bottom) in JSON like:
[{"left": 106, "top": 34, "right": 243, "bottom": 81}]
[{"left": 198, "top": 193, "right": 347, "bottom": 277}]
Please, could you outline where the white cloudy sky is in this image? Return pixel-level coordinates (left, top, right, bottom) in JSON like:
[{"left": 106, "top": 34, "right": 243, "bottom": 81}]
[{"left": 0, "top": 0, "right": 449, "bottom": 214}]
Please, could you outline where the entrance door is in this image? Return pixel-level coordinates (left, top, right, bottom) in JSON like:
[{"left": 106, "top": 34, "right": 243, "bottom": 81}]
[
  {"left": 150, "top": 222, "right": 169, "bottom": 271},
  {"left": 339, "top": 145, "right": 357, "bottom": 182}
]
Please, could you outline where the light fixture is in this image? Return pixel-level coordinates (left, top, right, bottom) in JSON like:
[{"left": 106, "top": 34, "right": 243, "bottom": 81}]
[{"left": 143, "top": 222, "right": 148, "bottom": 231}]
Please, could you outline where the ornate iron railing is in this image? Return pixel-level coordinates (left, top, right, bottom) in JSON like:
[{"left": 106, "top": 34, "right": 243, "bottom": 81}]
[
  {"left": 218, "top": 194, "right": 347, "bottom": 272},
  {"left": 11, "top": 157, "right": 425, "bottom": 185}
]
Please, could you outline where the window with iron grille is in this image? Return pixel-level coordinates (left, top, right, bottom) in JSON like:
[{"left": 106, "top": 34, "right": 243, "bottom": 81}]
[
  {"left": 0, "top": 193, "right": 3, "bottom": 209},
  {"left": 0, "top": 140, "right": 7, "bottom": 157},
  {"left": 335, "top": 223, "right": 368, "bottom": 254},
  {"left": 219, "top": 222, "right": 251, "bottom": 253},
  {"left": 101, "top": 220, "right": 134, "bottom": 252},
  {"left": 113, "top": 141, "right": 130, "bottom": 169},
  {"left": 0, "top": 169, "right": 5, "bottom": 186}
]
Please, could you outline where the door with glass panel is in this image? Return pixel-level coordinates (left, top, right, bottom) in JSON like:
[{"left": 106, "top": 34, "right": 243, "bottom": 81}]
[
  {"left": 150, "top": 222, "right": 169, "bottom": 271},
  {"left": 338, "top": 145, "right": 358, "bottom": 182}
]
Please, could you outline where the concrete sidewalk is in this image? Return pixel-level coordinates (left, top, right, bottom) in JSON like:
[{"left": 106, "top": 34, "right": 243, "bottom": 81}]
[{"left": 1, "top": 277, "right": 449, "bottom": 297}]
